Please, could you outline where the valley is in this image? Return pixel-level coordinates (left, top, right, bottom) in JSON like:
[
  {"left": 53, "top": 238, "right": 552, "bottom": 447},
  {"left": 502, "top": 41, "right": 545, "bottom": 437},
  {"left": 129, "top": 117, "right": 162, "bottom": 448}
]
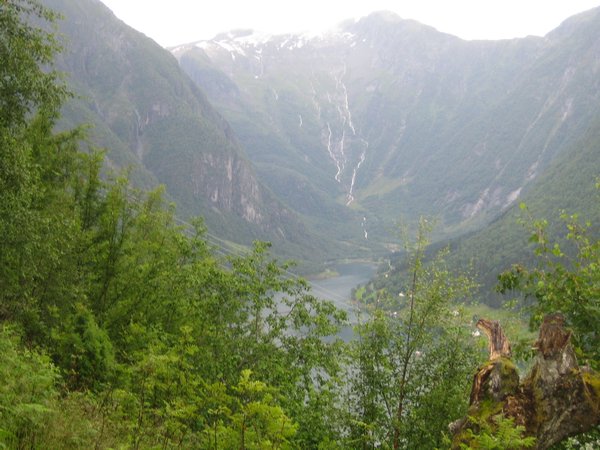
[
  {"left": 172, "top": 8, "right": 600, "bottom": 265},
  {"left": 38, "top": 0, "right": 600, "bottom": 287},
  {"left": 2, "top": 1, "right": 599, "bottom": 447}
]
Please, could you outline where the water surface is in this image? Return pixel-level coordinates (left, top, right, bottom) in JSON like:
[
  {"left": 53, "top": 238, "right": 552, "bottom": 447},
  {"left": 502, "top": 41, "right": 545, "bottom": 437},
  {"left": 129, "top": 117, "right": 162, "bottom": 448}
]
[{"left": 309, "top": 261, "right": 377, "bottom": 340}]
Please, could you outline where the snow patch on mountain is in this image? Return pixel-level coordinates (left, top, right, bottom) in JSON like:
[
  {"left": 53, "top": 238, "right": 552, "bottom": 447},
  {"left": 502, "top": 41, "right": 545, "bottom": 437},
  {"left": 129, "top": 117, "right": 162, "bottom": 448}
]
[{"left": 194, "top": 26, "right": 358, "bottom": 58}]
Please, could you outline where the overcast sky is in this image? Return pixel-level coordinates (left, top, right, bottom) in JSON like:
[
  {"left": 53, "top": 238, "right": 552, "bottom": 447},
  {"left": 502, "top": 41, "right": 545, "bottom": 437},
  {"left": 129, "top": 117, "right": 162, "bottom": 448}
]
[{"left": 99, "top": 0, "right": 600, "bottom": 47}]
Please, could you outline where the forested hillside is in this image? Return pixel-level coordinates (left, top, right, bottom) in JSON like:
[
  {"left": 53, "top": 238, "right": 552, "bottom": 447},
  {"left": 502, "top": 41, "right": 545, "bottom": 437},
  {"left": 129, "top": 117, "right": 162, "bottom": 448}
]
[
  {"left": 360, "top": 114, "right": 600, "bottom": 306},
  {"left": 1, "top": 1, "right": 599, "bottom": 448},
  {"left": 39, "top": 0, "right": 353, "bottom": 266}
]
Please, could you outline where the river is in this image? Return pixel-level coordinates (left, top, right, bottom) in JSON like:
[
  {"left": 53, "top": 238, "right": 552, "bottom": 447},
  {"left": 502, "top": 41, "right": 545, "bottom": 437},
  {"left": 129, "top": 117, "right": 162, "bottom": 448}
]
[{"left": 308, "top": 261, "right": 377, "bottom": 340}]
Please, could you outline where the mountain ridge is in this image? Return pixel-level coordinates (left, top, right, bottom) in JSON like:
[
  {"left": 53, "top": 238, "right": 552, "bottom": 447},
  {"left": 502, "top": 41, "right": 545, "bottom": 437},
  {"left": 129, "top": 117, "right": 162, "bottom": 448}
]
[
  {"left": 37, "top": 1, "right": 600, "bottom": 272},
  {"left": 41, "top": 0, "right": 353, "bottom": 264},
  {"left": 173, "top": 7, "right": 600, "bottom": 251}
]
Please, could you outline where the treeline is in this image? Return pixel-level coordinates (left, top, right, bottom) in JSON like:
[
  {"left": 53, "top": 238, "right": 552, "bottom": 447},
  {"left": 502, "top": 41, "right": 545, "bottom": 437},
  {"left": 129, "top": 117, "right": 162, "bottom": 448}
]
[{"left": 1, "top": 2, "right": 598, "bottom": 449}]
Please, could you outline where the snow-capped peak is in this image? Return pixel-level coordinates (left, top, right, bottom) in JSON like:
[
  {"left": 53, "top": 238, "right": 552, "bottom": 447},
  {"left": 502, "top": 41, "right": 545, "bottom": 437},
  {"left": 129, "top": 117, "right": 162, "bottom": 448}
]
[{"left": 193, "top": 24, "right": 357, "bottom": 56}]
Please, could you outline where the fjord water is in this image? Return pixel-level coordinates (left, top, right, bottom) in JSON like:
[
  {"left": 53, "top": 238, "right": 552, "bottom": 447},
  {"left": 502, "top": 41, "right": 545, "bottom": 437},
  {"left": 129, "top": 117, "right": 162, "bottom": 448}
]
[{"left": 309, "top": 262, "right": 377, "bottom": 340}]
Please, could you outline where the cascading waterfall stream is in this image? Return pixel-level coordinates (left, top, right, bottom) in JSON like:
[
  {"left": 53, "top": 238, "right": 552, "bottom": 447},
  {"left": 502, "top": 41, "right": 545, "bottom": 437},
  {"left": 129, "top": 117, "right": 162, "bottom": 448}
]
[
  {"left": 319, "top": 67, "right": 369, "bottom": 204},
  {"left": 346, "top": 140, "right": 368, "bottom": 206},
  {"left": 314, "top": 67, "right": 373, "bottom": 240}
]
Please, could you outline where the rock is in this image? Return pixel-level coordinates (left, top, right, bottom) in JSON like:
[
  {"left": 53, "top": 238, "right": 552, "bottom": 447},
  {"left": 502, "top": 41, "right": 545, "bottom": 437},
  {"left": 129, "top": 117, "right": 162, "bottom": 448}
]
[{"left": 451, "top": 314, "right": 600, "bottom": 450}]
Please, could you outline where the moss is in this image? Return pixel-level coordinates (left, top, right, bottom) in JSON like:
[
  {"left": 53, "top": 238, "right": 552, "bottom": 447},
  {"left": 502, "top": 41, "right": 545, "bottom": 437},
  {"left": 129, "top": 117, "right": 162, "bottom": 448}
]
[
  {"left": 455, "top": 402, "right": 505, "bottom": 448},
  {"left": 475, "top": 399, "right": 504, "bottom": 421},
  {"left": 477, "top": 357, "right": 518, "bottom": 375},
  {"left": 453, "top": 358, "right": 522, "bottom": 447},
  {"left": 522, "top": 365, "right": 546, "bottom": 430},
  {"left": 487, "top": 358, "right": 520, "bottom": 401},
  {"left": 499, "top": 357, "right": 517, "bottom": 373},
  {"left": 582, "top": 370, "right": 600, "bottom": 400}
]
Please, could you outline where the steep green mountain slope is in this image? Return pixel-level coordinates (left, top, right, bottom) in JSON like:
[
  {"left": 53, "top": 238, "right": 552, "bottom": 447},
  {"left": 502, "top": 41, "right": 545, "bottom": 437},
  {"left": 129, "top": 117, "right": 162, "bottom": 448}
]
[
  {"left": 449, "top": 111, "right": 600, "bottom": 304},
  {"left": 41, "top": 0, "right": 340, "bottom": 262},
  {"left": 174, "top": 8, "right": 600, "bottom": 250},
  {"left": 350, "top": 9, "right": 600, "bottom": 305},
  {"left": 357, "top": 111, "right": 600, "bottom": 306}
]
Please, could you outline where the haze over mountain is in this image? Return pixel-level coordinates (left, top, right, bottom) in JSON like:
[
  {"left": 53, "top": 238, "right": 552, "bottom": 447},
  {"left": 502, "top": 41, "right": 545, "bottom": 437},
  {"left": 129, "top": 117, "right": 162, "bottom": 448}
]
[
  {"left": 5, "top": 2, "right": 600, "bottom": 446},
  {"left": 42, "top": 0, "right": 352, "bottom": 264},
  {"left": 173, "top": 7, "right": 600, "bottom": 253},
  {"left": 39, "top": 0, "right": 600, "bottom": 274}
]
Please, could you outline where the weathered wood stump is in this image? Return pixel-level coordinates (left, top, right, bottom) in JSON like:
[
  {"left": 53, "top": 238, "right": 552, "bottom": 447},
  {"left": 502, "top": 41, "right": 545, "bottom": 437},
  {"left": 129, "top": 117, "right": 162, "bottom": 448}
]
[{"left": 451, "top": 314, "right": 600, "bottom": 449}]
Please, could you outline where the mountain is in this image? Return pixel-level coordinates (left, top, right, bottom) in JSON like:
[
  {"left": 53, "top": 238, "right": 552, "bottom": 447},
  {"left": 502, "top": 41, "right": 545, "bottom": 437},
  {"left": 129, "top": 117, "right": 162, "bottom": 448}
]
[
  {"left": 447, "top": 109, "right": 600, "bottom": 305},
  {"left": 40, "top": 0, "right": 600, "bottom": 272},
  {"left": 173, "top": 8, "right": 600, "bottom": 250},
  {"left": 361, "top": 106, "right": 600, "bottom": 306},
  {"left": 41, "top": 0, "right": 338, "bottom": 263}
]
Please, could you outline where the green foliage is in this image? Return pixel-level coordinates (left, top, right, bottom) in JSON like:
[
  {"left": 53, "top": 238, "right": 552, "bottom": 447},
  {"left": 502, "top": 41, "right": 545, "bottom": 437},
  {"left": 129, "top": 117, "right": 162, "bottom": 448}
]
[
  {"left": 0, "top": 2, "right": 352, "bottom": 447},
  {"left": 491, "top": 201, "right": 600, "bottom": 447},
  {"left": 345, "top": 219, "right": 481, "bottom": 449},
  {"left": 211, "top": 370, "right": 298, "bottom": 449},
  {"left": 498, "top": 204, "right": 600, "bottom": 368},
  {"left": 0, "top": 326, "right": 58, "bottom": 449},
  {"left": 0, "top": 326, "right": 129, "bottom": 449},
  {"left": 0, "top": 0, "right": 67, "bottom": 129},
  {"left": 52, "top": 303, "right": 115, "bottom": 391},
  {"left": 8, "top": 1, "right": 600, "bottom": 448},
  {"left": 459, "top": 415, "right": 536, "bottom": 450},
  {"left": 558, "top": 429, "right": 600, "bottom": 450},
  {"left": 0, "top": 0, "right": 70, "bottom": 328}
]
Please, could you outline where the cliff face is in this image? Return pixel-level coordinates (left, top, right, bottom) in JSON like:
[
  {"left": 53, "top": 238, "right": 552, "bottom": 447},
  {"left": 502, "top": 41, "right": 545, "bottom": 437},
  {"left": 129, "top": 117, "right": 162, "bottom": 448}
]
[{"left": 41, "top": 0, "right": 316, "bottom": 252}]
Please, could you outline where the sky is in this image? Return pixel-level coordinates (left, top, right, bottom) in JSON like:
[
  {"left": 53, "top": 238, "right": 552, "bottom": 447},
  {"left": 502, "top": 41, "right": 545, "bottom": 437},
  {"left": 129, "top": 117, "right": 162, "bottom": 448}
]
[{"left": 99, "top": 0, "right": 600, "bottom": 48}]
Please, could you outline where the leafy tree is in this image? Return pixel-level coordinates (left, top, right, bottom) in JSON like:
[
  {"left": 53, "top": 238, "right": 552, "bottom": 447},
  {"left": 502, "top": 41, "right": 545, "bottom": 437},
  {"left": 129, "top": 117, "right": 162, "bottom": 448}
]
[
  {"left": 0, "top": 0, "right": 79, "bottom": 342},
  {"left": 493, "top": 199, "right": 600, "bottom": 448},
  {"left": 52, "top": 303, "right": 116, "bottom": 391},
  {"left": 346, "top": 219, "right": 481, "bottom": 449},
  {"left": 213, "top": 370, "right": 298, "bottom": 449},
  {"left": 0, "top": 325, "right": 118, "bottom": 449},
  {"left": 498, "top": 201, "right": 600, "bottom": 368},
  {"left": 0, "top": 0, "right": 66, "bottom": 129}
]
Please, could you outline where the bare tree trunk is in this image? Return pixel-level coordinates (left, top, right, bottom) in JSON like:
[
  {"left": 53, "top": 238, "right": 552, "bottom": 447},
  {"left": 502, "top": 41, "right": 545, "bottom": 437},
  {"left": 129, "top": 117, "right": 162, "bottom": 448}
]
[{"left": 450, "top": 314, "right": 600, "bottom": 449}]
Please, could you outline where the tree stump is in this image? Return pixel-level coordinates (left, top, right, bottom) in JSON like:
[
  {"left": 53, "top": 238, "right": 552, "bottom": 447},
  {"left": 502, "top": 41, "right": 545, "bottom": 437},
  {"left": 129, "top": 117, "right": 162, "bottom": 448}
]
[
  {"left": 476, "top": 318, "right": 512, "bottom": 361},
  {"left": 451, "top": 314, "right": 600, "bottom": 449}
]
